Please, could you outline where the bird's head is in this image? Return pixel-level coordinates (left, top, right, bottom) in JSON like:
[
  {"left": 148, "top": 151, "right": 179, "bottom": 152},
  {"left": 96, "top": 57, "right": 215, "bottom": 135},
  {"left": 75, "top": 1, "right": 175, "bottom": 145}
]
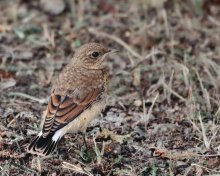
[{"left": 72, "top": 43, "right": 117, "bottom": 70}]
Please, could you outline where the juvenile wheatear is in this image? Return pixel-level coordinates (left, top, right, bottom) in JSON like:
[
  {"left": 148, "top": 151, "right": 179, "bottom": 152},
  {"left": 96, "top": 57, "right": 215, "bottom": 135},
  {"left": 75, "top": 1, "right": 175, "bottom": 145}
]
[{"left": 28, "top": 43, "right": 116, "bottom": 156}]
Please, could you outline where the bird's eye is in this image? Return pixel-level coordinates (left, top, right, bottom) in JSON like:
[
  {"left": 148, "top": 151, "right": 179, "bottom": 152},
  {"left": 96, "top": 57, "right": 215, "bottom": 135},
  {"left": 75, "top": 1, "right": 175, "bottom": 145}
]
[{"left": 90, "top": 51, "right": 99, "bottom": 59}]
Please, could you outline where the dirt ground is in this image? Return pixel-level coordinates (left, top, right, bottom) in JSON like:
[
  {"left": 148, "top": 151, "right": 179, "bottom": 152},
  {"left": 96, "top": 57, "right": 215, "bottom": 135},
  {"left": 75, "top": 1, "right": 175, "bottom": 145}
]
[{"left": 0, "top": 0, "right": 220, "bottom": 175}]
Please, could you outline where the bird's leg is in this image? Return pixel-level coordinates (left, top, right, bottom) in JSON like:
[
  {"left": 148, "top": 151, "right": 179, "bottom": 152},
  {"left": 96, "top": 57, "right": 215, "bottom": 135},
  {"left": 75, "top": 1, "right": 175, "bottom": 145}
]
[
  {"left": 82, "top": 133, "right": 88, "bottom": 150},
  {"left": 79, "top": 132, "right": 88, "bottom": 150}
]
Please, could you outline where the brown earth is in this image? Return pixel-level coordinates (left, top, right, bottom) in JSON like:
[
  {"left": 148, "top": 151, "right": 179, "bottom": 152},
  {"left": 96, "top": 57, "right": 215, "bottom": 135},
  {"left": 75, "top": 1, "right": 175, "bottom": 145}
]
[{"left": 0, "top": 0, "right": 220, "bottom": 175}]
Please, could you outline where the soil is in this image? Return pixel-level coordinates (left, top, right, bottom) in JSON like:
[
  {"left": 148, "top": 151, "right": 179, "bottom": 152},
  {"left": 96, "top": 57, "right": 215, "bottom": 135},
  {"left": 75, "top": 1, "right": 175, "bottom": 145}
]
[{"left": 0, "top": 0, "right": 220, "bottom": 175}]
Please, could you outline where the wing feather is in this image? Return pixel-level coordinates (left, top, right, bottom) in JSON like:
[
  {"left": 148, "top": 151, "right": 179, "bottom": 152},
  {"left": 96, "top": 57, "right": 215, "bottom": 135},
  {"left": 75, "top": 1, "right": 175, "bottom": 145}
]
[{"left": 42, "top": 87, "right": 104, "bottom": 135}]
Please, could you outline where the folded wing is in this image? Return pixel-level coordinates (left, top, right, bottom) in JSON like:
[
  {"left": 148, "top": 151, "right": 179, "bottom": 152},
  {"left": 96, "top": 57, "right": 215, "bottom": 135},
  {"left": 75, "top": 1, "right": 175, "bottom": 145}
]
[{"left": 28, "top": 86, "right": 104, "bottom": 156}]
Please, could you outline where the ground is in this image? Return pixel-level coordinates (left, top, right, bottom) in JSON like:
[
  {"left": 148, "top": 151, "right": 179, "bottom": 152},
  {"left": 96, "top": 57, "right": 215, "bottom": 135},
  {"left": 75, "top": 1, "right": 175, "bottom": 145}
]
[{"left": 0, "top": 0, "right": 220, "bottom": 175}]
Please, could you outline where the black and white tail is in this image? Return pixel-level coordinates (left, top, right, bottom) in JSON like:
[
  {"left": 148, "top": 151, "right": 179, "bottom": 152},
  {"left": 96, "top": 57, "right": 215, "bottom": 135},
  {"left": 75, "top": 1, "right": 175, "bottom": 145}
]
[{"left": 27, "top": 131, "right": 62, "bottom": 156}]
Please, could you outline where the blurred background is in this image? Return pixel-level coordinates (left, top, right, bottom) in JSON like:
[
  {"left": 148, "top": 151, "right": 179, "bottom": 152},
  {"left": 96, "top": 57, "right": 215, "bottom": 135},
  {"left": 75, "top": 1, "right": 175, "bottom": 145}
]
[{"left": 0, "top": 0, "right": 220, "bottom": 175}]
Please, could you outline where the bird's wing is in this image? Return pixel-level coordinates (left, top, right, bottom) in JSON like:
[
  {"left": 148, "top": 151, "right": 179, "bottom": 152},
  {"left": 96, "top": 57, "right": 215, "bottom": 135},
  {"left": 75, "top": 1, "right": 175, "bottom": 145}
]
[{"left": 42, "top": 86, "right": 104, "bottom": 136}]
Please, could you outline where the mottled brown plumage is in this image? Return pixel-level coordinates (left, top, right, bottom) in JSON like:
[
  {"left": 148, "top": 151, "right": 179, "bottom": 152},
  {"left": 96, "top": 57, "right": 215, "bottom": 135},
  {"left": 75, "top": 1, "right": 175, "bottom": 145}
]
[{"left": 27, "top": 43, "right": 116, "bottom": 156}]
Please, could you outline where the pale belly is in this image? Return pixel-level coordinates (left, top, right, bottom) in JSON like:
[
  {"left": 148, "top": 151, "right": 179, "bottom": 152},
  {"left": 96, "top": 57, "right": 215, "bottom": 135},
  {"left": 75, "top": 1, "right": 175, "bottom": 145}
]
[{"left": 62, "top": 98, "right": 106, "bottom": 134}]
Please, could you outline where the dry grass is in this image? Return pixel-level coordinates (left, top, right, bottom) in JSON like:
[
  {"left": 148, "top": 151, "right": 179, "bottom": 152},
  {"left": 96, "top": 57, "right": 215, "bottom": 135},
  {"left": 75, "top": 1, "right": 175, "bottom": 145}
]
[{"left": 0, "top": 0, "right": 220, "bottom": 175}]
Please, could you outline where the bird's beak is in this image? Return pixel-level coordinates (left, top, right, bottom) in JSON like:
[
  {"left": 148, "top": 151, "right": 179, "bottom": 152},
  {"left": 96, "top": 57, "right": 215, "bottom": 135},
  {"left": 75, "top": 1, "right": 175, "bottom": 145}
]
[
  {"left": 103, "top": 49, "right": 118, "bottom": 59},
  {"left": 108, "top": 49, "right": 119, "bottom": 54}
]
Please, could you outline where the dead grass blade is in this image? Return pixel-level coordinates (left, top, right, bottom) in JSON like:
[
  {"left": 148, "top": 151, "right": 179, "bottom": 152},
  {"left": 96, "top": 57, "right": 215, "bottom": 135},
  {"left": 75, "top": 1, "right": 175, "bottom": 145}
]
[
  {"left": 131, "top": 48, "right": 165, "bottom": 70},
  {"left": 8, "top": 92, "right": 47, "bottom": 104},
  {"left": 163, "top": 82, "right": 187, "bottom": 103},
  {"left": 42, "top": 24, "right": 56, "bottom": 48},
  {"left": 191, "top": 163, "right": 220, "bottom": 174},
  {"left": 88, "top": 27, "right": 142, "bottom": 59},
  {"left": 144, "top": 92, "right": 159, "bottom": 129},
  {"left": 62, "top": 161, "right": 93, "bottom": 176},
  {"left": 196, "top": 71, "right": 211, "bottom": 111}
]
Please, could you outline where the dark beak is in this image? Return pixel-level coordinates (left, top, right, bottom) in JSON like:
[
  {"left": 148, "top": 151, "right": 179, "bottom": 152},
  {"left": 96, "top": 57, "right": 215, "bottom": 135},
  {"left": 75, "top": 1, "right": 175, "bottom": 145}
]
[
  {"left": 108, "top": 49, "right": 119, "bottom": 54},
  {"left": 103, "top": 49, "right": 118, "bottom": 59}
]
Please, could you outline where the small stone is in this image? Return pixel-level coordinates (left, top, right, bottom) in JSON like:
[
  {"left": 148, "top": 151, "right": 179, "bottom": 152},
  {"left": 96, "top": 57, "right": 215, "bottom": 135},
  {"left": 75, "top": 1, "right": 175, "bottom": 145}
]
[
  {"left": 134, "top": 99, "right": 142, "bottom": 107},
  {"left": 40, "top": 0, "right": 65, "bottom": 15}
]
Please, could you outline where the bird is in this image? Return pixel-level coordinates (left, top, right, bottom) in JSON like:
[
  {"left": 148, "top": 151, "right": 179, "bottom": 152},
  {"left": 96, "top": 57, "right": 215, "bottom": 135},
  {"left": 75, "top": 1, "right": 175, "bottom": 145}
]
[{"left": 27, "top": 43, "right": 117, "bottom": 156}]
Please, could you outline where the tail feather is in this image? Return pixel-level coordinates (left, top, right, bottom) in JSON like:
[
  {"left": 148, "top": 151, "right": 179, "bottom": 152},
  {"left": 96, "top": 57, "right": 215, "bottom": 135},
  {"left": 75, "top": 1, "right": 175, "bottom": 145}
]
[{"left": 27, "top": 132, "right": 61, "bottom": 156}]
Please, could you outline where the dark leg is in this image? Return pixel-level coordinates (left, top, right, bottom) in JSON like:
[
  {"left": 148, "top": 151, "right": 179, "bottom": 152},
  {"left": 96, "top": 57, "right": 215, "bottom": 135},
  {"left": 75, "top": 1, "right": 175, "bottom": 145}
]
[
  {"left": 82, "top": 133, "right": 88, "bottom": 150},
  {"left": 79, "top": 132, "right": 88, "bottom": 150}
]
